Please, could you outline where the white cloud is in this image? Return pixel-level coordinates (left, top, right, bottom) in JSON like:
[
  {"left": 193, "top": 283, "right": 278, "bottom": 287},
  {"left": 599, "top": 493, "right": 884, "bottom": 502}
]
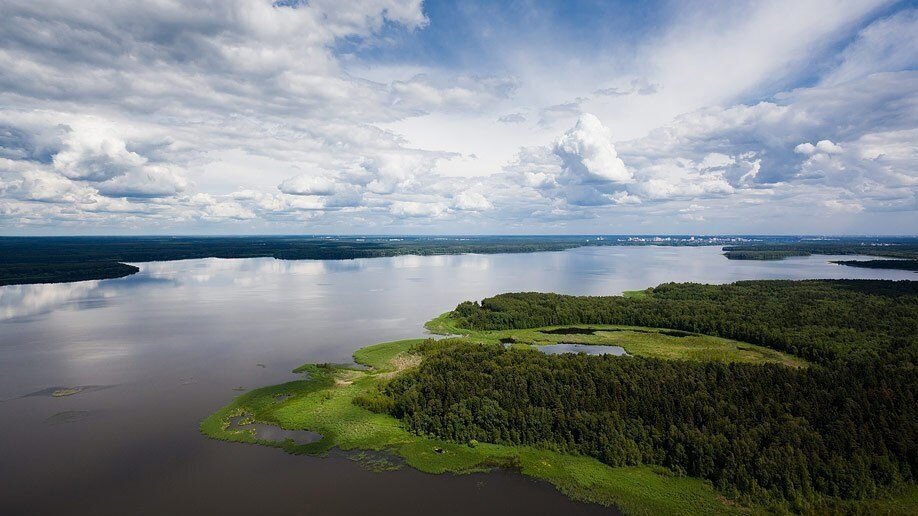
[
  {"left": 278, "top": 174, "right": 338, "bottom": 196},
  {"left": 389, "top": 200, "right": 447, "bottom": 218},
  {"left": 816, "top": 140, "right": 844, "bottom": 154},
  {"left": 795, "top": 142, "right": 817, "bottom": 155},
  {"left": 453, "top": 191, "right": 493, "bottom": 211},
  {"left": 822, "top": 9, "right": 918, "bottom": 86},
  {"left": 554, "top": 114, "right": 632, "bottom": 185},
  {"left": 698, "top": 153, "right": 735, "bottom": 170}
]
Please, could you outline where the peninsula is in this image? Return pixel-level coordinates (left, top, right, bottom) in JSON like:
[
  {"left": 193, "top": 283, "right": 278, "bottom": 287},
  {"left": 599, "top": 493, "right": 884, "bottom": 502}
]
[{"left": 202, "top": 279, "right": 917, "bottom": 514}]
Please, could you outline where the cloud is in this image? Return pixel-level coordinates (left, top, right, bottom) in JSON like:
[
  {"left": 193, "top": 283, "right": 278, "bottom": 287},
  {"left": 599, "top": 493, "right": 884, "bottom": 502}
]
[
  {"left": 538, "top": 98, "right": 586, "bottom": 126},
  {"left": 508, "top": 114, "right": 636, "bottom": 207},
  {"left": 498, "top": 113, "right": 526, "bottom": 123},
  {"left": 278, "top": 174, "right": 338, "bottom": 196},
  {"left": 453, "top": 191, "right": 492, "bottom": 211},
  {"left": 388, "top": 200, "right": 447, "bottom": 218},
  {"left": 554, "top": 114, "right": 632, "bottom": 184},
  {"left": 796, "top": 140, "right": 843, "bottom": 155},
  {"left": 95, "top": 165, "right": 188, "bottom": 198},
  {"left": 390, "top": 74, "right": 519, "bottom": 113},
  {"left": 821, "top": 9, "right": 918, "bottom": 87},
  {"left": 593, "top": 78, "right": 660, "bottom": 97}
]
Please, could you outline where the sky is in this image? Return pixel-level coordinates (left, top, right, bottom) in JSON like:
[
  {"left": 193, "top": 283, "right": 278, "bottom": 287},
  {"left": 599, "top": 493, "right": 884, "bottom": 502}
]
[{"left": 0, "top": 0, "right": 915, "bottom": 235}]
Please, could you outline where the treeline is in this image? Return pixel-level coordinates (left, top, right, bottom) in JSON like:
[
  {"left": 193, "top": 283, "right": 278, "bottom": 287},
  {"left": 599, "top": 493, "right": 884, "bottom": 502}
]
[
  {"left": 380, "top": 280, "right": 918, "bottom": 509},
  {"left": 723, "top": 250, "right": 810, "bottom": 260},
  {"left": 0, "top": 236, "right": 589, "bottom": 264},
  {"left": 723, "top": 241, "right": 918, "bottom": 261},
  {"left": 0, "top": 236, "right": 585, "bottom": 286},
  {"left": 450, "top": 280, "right": 918, "bottom": 365},
  {"left": 0, "top": 261, "right": 139, "bottom": 286},
  {"left": 832, "top": 259, "right": 918, "bottom": 272}
]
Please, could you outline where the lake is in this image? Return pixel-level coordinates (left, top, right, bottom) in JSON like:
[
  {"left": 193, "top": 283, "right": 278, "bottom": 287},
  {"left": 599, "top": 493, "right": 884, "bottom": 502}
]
[{"left": 0, "top": 246, "right": 912, "bottom": 515}]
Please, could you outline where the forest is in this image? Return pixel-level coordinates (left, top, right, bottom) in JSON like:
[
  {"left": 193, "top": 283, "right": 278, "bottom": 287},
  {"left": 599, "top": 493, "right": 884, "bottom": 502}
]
[{"left": 382, "top": 280, "right": 918, "bottom": 510}]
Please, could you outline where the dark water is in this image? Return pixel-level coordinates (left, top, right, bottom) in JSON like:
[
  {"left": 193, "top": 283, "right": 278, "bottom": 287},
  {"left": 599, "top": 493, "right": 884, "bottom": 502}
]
[
  {"left": 0, "top": 246, "right": 911, "bottom": 515},
  {"left": 537, "top": 344, "right": 628, "bottom": 356}
]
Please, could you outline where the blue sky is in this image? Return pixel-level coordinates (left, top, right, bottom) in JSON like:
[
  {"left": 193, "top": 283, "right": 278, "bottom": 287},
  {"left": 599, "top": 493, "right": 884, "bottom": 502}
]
[
  {"left": 0, "top": 0, "right": 915, "bottom": 234},
  {"left": 337, "top": 1, "right": 669, "bottom": 69}
]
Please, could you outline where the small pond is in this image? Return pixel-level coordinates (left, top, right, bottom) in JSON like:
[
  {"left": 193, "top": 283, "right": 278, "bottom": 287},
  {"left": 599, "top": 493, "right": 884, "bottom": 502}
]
[{"left": 537, "top": 344, "right": 628, "bottom": 356}]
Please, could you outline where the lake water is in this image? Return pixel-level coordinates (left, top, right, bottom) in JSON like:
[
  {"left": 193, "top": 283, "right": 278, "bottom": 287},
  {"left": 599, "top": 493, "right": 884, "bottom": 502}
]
[{"left": 0, "top": 246, "right": 912, "bottom": 515}]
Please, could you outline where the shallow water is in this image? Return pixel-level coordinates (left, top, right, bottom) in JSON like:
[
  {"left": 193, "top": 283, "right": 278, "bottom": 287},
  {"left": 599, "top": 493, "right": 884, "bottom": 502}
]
[
  {"left": 537, "top": 343, "right": 628, "bottom": 356},
  {"left": 227, "top": 415, "right": 322, "bottom": 445},
  {"left": 0, "top": 246, "right": 911, "bottom": 515}
]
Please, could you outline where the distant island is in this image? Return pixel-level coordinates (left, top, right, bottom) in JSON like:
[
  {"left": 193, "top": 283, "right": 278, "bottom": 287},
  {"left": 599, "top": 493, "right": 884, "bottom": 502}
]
[
  {"left": 723, "top": 240, "right": 918, "bottom": 266},
  {"left": 831, "top": 259, "right": 918, "bottom": 272},
  {"left": 202, "top": 279, "right": 917, "bottom": 515},
  {"left": 3, "top": 235, "right": 917, "bottom": 286}
]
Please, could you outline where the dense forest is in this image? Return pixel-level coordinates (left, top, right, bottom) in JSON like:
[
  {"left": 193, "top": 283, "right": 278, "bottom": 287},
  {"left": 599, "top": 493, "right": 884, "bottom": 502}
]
[{"left": 382, "top": 280, "right": 918, "bottom": 510}]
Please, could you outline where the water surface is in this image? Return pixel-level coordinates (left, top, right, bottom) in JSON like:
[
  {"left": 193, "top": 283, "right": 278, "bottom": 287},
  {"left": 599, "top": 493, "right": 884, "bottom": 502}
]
[
  {"left": 537, "top": 344, "right": 628, "bottom": 356},
  {"left": 0, "top": 246, "right": 911, "bottom": 515}
]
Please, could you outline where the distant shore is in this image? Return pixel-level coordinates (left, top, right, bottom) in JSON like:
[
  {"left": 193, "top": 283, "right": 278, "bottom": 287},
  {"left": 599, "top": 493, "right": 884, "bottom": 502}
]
[{"left": 3, "top": 235, "right": 917, "bottom": 286}]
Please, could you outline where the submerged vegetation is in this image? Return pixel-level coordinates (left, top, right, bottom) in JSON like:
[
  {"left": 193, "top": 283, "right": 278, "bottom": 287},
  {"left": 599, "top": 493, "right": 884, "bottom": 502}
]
[{"left": 204, "top": 279, "right": 917, "bottom": 514}]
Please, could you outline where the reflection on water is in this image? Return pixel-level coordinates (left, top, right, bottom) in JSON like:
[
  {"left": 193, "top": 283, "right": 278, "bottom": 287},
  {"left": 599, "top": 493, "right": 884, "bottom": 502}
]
[
  {"left": 0, "top": 247, "right": 912, "bottom": 515},
  {"left": 537, "top": 344, "right": 628, "bottom": 356},
  {"left": 0, "top": 281, "right": 104, "bottom": 321}
]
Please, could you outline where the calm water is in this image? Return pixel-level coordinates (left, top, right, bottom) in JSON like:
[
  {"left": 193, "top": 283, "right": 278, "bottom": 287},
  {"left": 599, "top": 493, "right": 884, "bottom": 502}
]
[
  {"left": 538, "top": 344, "right": 628, "bottom": 356},
  {"left": 0, "top": 246, "right": 912, "bottom": 515}
]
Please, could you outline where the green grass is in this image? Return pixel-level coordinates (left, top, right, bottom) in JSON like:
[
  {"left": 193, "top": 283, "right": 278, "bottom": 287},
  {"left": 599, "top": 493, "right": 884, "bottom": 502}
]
[
  {"left": 427, "top": 313, "right": 808, "bottom": 368},
  {"left": 352, "top": 339, "right": 420, "bottom": 371},
  {"left": 622, "top": 289, "right": 651, "bottom": 299},
  {"left": 424, "top": 311, "right": 471, "bottom": 336}
]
